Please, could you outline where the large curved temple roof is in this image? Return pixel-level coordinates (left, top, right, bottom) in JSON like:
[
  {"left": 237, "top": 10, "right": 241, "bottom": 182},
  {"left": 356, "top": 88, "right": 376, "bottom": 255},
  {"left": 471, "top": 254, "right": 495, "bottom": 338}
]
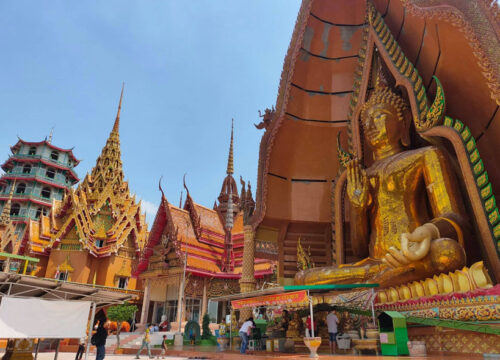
[{"left": 253, "top": 0, "right": 500, "bottom": 227}]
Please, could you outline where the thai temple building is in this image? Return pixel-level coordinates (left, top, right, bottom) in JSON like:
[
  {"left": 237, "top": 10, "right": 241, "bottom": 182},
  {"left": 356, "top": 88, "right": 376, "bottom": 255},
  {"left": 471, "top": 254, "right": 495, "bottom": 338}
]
[
  {"left": 11, "top": 87, "right": 148, "bottom": 290},
  {"left": 237, "top": 0, "right": 500, "bottom": 354},
  {"left": 0, "top": 136, "right": 80, "bottom": 247},
  {"left": 134, "top": 122, "right": 275, "bottom": 327}
]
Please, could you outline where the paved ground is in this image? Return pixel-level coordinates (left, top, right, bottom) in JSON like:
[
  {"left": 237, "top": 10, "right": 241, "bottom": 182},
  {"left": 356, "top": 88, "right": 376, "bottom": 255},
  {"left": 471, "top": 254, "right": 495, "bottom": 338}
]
[{"left": 30, "top": 349, "right": 485, "bottom": 360}]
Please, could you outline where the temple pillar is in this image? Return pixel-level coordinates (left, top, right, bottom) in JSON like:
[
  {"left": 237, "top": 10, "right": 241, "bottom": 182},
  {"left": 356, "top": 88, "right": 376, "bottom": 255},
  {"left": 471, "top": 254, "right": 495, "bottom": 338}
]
[
  {"left": 152, "top": 301, "right": 158, "bottom": 324},
  {"left": 3, "top": 257, "right": 10, "bottom": 273},
  {"left": 175, "top": 276, "right": 186, "bottom": 331},
  {"left": 200, "top": 278, "right": 208, "bottom": 325},
  {"left": 239, "top": 225, "right": 256, "bottom": 319},
  {"left": 139, "top": 278, "right": 151, "bottom": 328}
]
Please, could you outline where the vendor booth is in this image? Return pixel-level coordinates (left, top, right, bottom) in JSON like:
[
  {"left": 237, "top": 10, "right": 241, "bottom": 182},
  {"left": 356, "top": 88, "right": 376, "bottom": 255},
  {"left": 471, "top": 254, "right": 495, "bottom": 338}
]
[
  {"left": 210, "top": 283, "right": 379, "bottom": 356},
  {"left": 0, "top": 272, "right": 136, "bottom": 360}
]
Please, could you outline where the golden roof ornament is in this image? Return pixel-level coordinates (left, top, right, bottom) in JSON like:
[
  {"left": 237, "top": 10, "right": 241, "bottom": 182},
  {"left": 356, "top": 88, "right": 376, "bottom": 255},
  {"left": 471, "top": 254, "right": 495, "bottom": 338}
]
[
  {"left": 59, "top": 254, "right": 74, "bottom": 273},
  {"left": 297, "top": 237, "right": 314, "bottom": 271}
]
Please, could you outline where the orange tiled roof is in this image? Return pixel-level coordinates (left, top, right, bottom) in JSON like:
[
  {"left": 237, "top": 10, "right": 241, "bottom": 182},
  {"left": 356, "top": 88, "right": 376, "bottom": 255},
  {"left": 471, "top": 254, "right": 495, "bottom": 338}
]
[{"left": 193, "top": 203, "right": 225, "bottom": 234}]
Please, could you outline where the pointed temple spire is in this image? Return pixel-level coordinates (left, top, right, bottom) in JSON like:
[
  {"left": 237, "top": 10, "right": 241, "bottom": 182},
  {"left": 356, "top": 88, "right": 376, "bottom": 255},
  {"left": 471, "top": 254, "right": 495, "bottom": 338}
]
[
  {"left": 0, "top": 182, "right": 15, "bottom": 226},
  {"left": 48, "top": 127, "right": 54, "bottom": 144},
  {"left": 113, "top": 83, "right": 124, "bottom": 134},
  {"left": 225, "top": 180, "right": 234, "bottom": 230},
  {"left": 87, "top": 85, "right": 125, "bottom": 191},
  {"left": 226, "top": 119, "right": 234, "bottom": 175}
]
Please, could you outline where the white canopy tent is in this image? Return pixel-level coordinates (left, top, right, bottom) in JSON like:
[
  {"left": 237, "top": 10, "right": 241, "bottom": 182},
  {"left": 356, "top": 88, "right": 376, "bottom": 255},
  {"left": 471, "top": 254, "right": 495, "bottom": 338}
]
[{"left": 0, "top": 273, "right": 139, "bottom": 360}]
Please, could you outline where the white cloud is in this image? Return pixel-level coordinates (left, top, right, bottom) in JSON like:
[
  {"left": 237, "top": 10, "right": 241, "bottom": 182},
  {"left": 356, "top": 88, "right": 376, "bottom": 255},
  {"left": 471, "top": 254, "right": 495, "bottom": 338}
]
[{"left": 139, "top": 199, "right": 158, "bottom": 225}]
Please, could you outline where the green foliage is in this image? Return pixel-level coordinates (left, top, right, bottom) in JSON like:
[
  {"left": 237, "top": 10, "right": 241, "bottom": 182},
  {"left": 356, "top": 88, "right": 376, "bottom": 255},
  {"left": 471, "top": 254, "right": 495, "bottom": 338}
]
[
  {"left": 107, "top": 302, "right": 138, "bottom": 350},
  {"left": 201, "top": 313, "right": 212, "bottom": 339},
  {"left": 107, "top": 302, "right": 138, "bottom": 324}
]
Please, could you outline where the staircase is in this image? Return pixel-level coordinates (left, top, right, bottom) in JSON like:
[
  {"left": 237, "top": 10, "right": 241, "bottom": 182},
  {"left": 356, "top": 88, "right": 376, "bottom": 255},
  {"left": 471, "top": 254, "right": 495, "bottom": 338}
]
[{"left": 283, "top": 223, "right": 331, "bottom": 278}]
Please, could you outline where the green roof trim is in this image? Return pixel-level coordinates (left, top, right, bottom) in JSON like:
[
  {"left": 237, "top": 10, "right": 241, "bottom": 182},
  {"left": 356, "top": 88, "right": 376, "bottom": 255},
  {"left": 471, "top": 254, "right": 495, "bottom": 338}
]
[
  {"left": 382, "top": 311, "right": 406, "bottom": 318},
  {"left": 0, "top": 252, "right": 40, "bottom": 263},
  {"left": 283, "top": 284, "right": 379, "bottom": 291}
]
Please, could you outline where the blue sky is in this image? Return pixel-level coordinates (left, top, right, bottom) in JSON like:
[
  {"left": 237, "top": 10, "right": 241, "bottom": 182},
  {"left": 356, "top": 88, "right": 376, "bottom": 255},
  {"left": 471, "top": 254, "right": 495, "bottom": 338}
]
[{"left": 0, "top": 1, "right": 301, "bottom": 223}]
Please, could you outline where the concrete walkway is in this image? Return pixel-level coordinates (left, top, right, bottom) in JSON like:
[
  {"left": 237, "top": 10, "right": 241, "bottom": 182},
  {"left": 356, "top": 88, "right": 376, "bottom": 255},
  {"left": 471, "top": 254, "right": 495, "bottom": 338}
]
[{"left": 32, "top": 347, "right": 484, "bottom": 360}]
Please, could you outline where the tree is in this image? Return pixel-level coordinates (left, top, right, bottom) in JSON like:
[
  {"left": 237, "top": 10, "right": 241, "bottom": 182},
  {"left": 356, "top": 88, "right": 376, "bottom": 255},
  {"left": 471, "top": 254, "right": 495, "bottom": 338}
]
[
  {"left": 201, "top": 313, "right": 212, "bottom": 339},
  {"left": 107, "top": 302, "right": 138, "bottom": 349}
]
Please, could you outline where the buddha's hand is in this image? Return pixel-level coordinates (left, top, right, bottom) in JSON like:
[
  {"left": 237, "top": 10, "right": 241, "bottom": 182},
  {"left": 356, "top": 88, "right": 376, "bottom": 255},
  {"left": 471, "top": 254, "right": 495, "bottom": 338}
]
[
  {"left": 382, "top": 223, "right": 440, "bottom": 268},
  {"left": 346, "top": 159, "right": 369, "bottom": 209}
]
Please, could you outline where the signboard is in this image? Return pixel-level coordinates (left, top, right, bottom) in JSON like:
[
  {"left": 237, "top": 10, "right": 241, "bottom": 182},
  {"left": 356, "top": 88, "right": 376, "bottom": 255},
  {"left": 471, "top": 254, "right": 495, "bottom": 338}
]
[
  {"left": 380, "top": 333, "right": 388, "bottom": 344},
  {"left": 231, "top": 290, "right": 308, "bottom": 310}
]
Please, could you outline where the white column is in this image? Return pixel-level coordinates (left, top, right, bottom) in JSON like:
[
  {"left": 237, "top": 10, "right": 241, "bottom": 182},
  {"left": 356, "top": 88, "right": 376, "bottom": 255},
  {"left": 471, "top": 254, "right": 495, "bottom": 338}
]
[
  {"left": 139, "top": 278, "right": 151, "bottom": 327},
  {"left": 200, "top": 279, "right": 208, "bottom": 325}
]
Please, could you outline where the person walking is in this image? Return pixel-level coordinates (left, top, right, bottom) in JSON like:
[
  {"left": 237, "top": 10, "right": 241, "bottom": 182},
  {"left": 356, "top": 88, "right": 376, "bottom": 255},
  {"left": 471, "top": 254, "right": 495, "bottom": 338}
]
[
  {"left": 75, "top": 335, "right": 86, "bottom": 360},
  {"left": 238, "top": 317, "right": 254, "bottom": 354},
  {"left": 326, "top": 309, "right": 340, "bottom": 354},
  {"left": 135, "top": 327, "right": 153, "bottom": 359},
  {"left": 92, "top": 322, "right": 108, "bottom": 360},
  {"left": 158, "top": 335, "right": 168, "bottom": 359}
]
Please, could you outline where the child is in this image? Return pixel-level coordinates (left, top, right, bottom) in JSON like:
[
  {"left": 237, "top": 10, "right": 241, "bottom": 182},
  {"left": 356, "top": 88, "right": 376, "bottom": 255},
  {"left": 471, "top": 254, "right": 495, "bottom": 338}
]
[{"left": 159, "top": 335, "right": 168, "bottom": 359}]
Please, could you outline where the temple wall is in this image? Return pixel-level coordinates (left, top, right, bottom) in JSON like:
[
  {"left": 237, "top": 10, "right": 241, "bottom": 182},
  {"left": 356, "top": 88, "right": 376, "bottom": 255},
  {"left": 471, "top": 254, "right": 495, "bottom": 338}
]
[
  {"left": 46, "top": 250, "right": 90, "bottom": 282},
  {"left": 45, "top": 250, "right": 140, "bottom": 289},
  {"left": 33, "top": 255, "right": 48, "bottom": 277},
  {"left": 408, "top": 326, "right": 500, "bottom": 355}
]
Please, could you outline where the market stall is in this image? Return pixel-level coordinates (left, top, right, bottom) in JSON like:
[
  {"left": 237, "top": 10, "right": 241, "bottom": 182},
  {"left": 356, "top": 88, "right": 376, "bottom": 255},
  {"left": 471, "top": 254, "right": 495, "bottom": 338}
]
[{"left": 210, "top": 283, "right": 379, "bottom": 356}]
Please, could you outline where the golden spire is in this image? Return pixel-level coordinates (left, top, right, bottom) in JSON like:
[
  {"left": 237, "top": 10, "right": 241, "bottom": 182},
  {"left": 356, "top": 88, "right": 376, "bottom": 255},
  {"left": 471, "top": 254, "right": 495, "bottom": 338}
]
[
  {"left": 87, "top": 85, "right": 124, "bottom": 191},
  {"left": 113, "top": 83, "right": 124, "bottom": 134},
  {"left": 226, "top": 119, "right": 234, "bottom": 175},
  {"left": 0, "top": 181, "right": 15, "bottom": 226}
]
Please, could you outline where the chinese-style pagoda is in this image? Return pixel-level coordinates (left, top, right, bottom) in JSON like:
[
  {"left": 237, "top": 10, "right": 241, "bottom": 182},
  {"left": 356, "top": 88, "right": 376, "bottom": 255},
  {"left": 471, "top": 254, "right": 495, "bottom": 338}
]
[{"left": 0, "top": 133, "right": 80, "bottom": 254}]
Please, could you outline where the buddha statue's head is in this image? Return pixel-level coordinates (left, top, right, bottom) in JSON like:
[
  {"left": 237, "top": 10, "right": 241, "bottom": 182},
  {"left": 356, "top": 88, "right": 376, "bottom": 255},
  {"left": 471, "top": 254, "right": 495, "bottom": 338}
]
[{"left": 361, "top": 83, "right": 409, "bottom": 157}]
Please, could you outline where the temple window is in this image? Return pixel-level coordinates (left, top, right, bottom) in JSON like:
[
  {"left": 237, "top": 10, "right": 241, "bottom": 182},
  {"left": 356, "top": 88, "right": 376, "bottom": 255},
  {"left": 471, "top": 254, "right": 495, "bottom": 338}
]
[
  {"left": 117, "top": 277, "right": 128, "bottom": 289},
  {"left": 41, "top": 187, "right": 51, "bottom": 199},
  {"left": 58, "top": 272, "right": 68, "bottom": 281},
  {"left": 28, "top": 147, "right": 36, "bottom": 156},
  {"left": 42, "top": 208, "right": 48, "bottom": 216},
  {"left": 165, "top": 300, "right": 178, "bottom": 322},
  {"left": 10, "top": 203, "right": 20, "bottom": 216},
  {"left": 50, "top": 151, "right": 59, "bottom": 161},
  {"left": 16, "top": 183, "right": 26, "bottom": 194},
  {"left": 46, "top": 168, "right": 56, "bottom": 179},
  {"left": 35, "top": 207, "right": 42, "bottom": 219},
  {"left": 185, "top": 298, "right": 201, "bottom": 322},
  {"left": 22, "top": 164, "right": 32, "bottom": 174},
  {"left": 96, "top": 240, "right": 104, "bottom": 248}
]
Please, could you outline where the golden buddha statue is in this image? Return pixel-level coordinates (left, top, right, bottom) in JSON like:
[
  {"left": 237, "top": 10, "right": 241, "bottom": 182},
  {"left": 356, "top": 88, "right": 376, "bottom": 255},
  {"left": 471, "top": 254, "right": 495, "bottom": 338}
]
[
  {"left": 295, "top": 78, "right": 467, "bottom": 288},
  {"left": 285, "top": 312, "right": 303, "bottom": 338}
]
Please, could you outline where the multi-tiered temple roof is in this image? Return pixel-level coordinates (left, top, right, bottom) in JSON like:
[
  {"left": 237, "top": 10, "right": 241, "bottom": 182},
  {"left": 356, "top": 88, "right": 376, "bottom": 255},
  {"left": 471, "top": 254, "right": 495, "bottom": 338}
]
[
  {"left": 22, "top": 87, "right": 147, "bottom": 258},
  {"left": 135, "top": 123, "right": 271, "bottom": 279}
]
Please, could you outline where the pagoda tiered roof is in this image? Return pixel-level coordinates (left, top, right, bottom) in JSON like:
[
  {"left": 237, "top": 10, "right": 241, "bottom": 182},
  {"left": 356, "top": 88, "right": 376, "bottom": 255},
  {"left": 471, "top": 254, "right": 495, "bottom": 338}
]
[{"left": 9, "top": 138, "right": 80, "bottom": 166}]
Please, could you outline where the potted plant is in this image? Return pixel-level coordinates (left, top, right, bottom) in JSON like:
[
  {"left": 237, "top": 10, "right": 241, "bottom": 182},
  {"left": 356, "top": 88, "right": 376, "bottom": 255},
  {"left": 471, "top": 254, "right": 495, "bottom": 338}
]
[{"left": 107, "top": 302, "right": 138, "bottom": 353}]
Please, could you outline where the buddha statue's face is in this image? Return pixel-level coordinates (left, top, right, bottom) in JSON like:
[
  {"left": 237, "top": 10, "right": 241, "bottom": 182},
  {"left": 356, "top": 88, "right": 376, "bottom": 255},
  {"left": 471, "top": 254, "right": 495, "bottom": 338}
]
[{"left": 362, "top": 103, "right": 403, "bottom": 151}]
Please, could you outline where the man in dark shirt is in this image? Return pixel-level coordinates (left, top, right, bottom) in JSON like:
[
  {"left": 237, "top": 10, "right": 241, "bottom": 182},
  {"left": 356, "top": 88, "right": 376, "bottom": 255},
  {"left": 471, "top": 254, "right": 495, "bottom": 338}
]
[{"left": 93, "top": 322, "right": 108, "bottom": 360}]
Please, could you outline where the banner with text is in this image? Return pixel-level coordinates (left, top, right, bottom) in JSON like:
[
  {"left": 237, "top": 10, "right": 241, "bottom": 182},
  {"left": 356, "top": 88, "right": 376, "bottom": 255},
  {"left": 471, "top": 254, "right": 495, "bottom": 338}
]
[{"left": 231, "top": 290, "right": 308, "bottom": 309}]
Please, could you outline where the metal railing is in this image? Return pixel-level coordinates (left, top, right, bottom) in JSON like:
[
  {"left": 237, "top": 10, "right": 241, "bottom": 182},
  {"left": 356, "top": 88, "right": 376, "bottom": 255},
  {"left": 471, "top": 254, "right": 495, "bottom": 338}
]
[
  {"left": 3, "top": 169, "right": 68, "bottom": 186},
  {"left": 12, "top": 153, "right": 73, "bottom": 169},
  {"left": 0, "top": 191, "right": 53, "bottom": 204}
]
